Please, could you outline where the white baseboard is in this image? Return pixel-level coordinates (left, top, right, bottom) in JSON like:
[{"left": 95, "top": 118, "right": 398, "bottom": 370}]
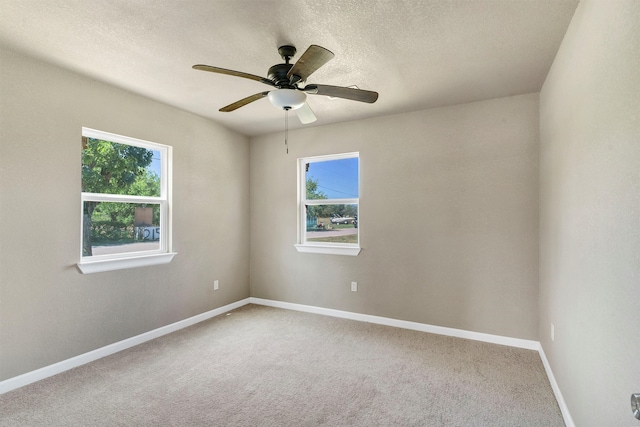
[
  {"left": 0, "top": 298, "right": 250, "bottom": 395},
  {"left": 0, "top": 295, "right": 574, "bottom": 427},
  {"left": 537, "top": 344, "right": 575, "bottom": 427},
  {"left": 249, "top": 297, "right": 539, "bottom": 350}
]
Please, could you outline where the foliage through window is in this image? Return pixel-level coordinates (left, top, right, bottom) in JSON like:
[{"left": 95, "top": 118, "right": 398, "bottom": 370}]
[
  {"left": 297, "top": 152, "right": 360, "bottom": 255},
  {"left": 80, "top": 128, "right": 170, "bottom": 263}
]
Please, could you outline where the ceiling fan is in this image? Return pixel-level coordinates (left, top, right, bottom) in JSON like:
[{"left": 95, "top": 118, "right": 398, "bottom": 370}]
[{"left": 192, "top": 44, "right": 379, "bottom": 124}]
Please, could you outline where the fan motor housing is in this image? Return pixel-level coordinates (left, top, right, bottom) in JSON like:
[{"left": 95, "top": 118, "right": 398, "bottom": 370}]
[{"left": 267, "top": 63, "right": 294, "bottom": 87}]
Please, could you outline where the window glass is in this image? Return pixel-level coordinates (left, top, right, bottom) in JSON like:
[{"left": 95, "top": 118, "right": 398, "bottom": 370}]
[
  {"left": 84, "top": 201, "right": 161, "bottom": 256},
  {"left": 82, "top": 138, "right": 161, "bottom": 197},
  {"left": 298, "top": 153, "right": 360, "bottom": 254},
  {"left": 80, "top": 128, "right": 169, "bottom": 260},
  {"left": 305, "top": 203, "right": 358, "bottom": 244},
  {"left": 305, "top": 157, "right": 359, "bottom": 199}
]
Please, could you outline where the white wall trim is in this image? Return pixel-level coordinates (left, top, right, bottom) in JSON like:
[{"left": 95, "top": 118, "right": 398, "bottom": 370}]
[
  {"left": 249, "top": 297, "right": 539, "bottom": 350},
  {"left": 294, "top": 244, "right": 361, "bottom": 256},
  {"left": 77, "top": 252, "right": 177, "bottom": 274},
  {"left": 0, "top": 298, "right": 250, "bottom": 395},
  {"left": 538, "top": 344, "right": 575, "bottom": 427}
]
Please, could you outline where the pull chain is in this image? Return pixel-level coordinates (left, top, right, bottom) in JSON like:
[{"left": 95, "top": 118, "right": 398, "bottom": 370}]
[{"left": 284, "top": 108, "right": 289, "bottom": 154}]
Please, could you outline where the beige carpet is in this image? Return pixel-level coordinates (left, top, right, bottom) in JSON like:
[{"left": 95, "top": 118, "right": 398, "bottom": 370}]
[{"left": 0, "top": 304, "right": 564, "bottom": 426}]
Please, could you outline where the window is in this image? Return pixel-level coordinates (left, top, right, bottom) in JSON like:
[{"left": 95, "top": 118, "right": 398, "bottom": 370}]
[
  {"left": 77, "top": 128, "right": 175, "bottom": 274},
  {"left": 296, "top": 152, "right": 361, "bottom": 256}
]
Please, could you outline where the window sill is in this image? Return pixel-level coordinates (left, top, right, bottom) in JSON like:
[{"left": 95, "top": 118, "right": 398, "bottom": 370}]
[
  {"left": 77, "top": 252, "right": 177, "bottom": 274},
  {"left": 294, "top": 244, "right": 361, "bottom": 256}
]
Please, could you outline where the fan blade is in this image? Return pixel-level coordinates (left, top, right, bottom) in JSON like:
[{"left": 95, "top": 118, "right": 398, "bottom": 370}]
[
  {"left": 295, "top": 102, "right": 317, "bottom": 124},
  {"left": 303, "top": 84, "right": 378, "bottom": 103},
  {"left": 287, "top": 45, "right": 334, "bottom": 84},
  {"left": 193, "top": 65, "right": 275, "bottom": 87},
  {"left": 219, "top": 91, "right": 271, "bottom": 112}
]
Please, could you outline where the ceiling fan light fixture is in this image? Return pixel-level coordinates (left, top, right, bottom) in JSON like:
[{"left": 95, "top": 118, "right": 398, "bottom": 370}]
[
  {"left": 194, "top": 44, "right": 378, "bottom": 120},
  {"left": 268, "top": 89, "right": 307, "bottom": 110}
]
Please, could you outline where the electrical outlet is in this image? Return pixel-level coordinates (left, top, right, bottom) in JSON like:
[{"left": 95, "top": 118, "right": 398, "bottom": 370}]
[
  {"left": 351, "top": 281, "right": 357, "bottom": 292},
  {"left": 214, "top": 280, "right": 219, "bottom": 290},
  {"left": 551, "top": 323, "right": 555, "bottom": 342}
]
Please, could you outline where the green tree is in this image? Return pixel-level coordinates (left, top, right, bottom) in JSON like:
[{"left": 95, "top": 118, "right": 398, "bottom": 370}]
[
  {"left": 306, "top": 177, "right": 326, "bottom": 200},
  {"left": 306, "top": 178, "right": 328, "bottom": 223},
  {"left": 82, "top": 138, "right": 156, "bottom": 256}
]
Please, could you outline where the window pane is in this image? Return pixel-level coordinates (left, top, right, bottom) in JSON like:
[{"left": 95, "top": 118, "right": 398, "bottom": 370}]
[
  {"left": 305, "top": 204, "right": 358, "bottom": 244},
  {"left": 82, "top": 137, "right": 161, "bottom": 197},
  {"left": 306, "top": 157, "right": 359, "bottom": 200},
  {"left": 82, "top": 201, "right": 161, "bottom": 257}
]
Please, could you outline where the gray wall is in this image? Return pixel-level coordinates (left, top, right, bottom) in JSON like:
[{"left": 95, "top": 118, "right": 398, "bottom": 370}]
[
  {"left": 0, "top": 48, "right": 251, "bottom": 381},
  {"left": 250, "top": 94, "right": 540, "bottom": 340},
  {"left": 539, "top": 0, "right": 640, "bottom": 425},
  {"left": 5, "top": 4, "right": 637, "bottom": 423}
]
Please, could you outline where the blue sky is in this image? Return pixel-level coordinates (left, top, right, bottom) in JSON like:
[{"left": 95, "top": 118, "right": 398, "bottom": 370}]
[
  {"left": 306, "top": 157, "right": 359, "bottom": 199},
  {"left": 149, "top": 150, "right": 162, "bottom": 177}
]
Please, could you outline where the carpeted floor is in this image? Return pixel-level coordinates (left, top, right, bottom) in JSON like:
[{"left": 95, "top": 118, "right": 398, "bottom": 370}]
[{"left": 0, "top": 304, "right": 564, "bottom": 426}]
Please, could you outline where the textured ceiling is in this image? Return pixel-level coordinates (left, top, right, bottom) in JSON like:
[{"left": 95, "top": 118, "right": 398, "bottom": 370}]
[{"left": 0, "top": 0, "right": 579, "bottom": 137}]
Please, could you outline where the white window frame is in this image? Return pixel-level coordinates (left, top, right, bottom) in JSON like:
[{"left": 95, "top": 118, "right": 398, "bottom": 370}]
[
  {"left": 295, "top": 152, "right": 361, "bottom": 256},
  {"left": 77, "top": 127, "right": 176, "bottom": 274}
]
